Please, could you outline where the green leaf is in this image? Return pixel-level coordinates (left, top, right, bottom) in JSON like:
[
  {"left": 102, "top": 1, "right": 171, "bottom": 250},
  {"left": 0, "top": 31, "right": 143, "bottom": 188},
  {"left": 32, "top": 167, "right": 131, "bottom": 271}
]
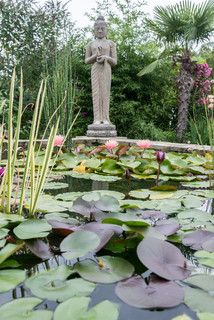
[
  {"left": 54, "top": 297, "right": 119, "bottom": 320},
  {"left": 0, "top": 269, "right": 25, "bottom": 292},
  {"left": 194, "top": 251, "right": 214, "bottom": 268},
  {"left": 60, "top": 230, "right": 100, "bottom": 259},
  {"left": 74, "top": 256, "right": 134, "bottom": 283},
  {"left": 183, "top": 274, "right": 214, "bottom": 292},
  {"left": 101, "top": 159, "right": 124, "bottom": 174},
  {"left": 0, "top": 297, "right": 52, "bottom": 320},
  {"left": 171, "top": 314, "right": 193, "bottom": 320},
  {"left": 197, "top": 312, "right": 214, "bottom": 320},
  {"left": 184, "top": 287, "right": 214, "bottom": 313},
  {"left": 0, "top": 243, "right": 23, "bottom": 264},
  {"left": 25, "top": 265, "right": 96, "bottom": 301},
  {"left": 13, "top": 219, "right": 52, "bottom": 239}
]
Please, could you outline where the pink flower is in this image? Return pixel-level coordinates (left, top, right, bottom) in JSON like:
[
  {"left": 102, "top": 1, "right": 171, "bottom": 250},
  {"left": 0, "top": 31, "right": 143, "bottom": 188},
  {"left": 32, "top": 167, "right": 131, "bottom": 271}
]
[
  {"left": 0, "top": 167, "right": 5, "bottom": 177},
  {"left": 156, "top": 151, "right": 166, "bottom": 164},
  {"left": 54, "top": 135, "right": 64, "bottom": 147},
  {"left": 105, "top": 140, "right": 118, "bottom": 149},
  {"left": 136, "top": 140, "right": 151, "bottom": 149}
]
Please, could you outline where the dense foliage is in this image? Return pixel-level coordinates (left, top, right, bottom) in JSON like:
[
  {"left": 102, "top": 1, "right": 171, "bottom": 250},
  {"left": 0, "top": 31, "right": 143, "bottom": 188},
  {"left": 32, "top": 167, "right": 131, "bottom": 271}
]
[{"left": 0, "top": 0, "right": 213, "bottom": 143}]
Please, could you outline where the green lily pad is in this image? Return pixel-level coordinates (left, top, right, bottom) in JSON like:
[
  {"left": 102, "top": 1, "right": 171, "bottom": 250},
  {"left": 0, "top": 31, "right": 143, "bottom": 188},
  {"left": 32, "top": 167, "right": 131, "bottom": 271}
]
[
  {"left": 0, "top": 243, "right": 23, "bottom": 264},
  {"left": 194, "top": 250, "right": 214, "bottom": 267},
  {"left": 0, "top": 228, "right": 9, "bottom": 239},
  {"left": 181, "top": 196, "right": 203, "bottom": 208},
  {"left": 74, "top": 255, "right": 134, "bottom": 283},
  {"left": 54, "top": 297, "right": 119, "bottom": 320},
  {"left": 0, "top": 213, "right": 24, "bottom": 222},
  {"left": 171, "top": 314, "right": 193, "bottom": 320},
  {"left": 0, "top": 269, "right": 26, "bottom": 292},
  {"left": 178, "top": 209, "right": 212, "bottom": 222},
  {"left": 129, "top": 190, "right": 151, "bottom": 199},
  {"left": 184, "top": 287, "right": 214, "bottom": 313},
  {"left": 183, "top": 274, "right": 214, "bottom": 291},
  {"left": 25, "top": 195, "right": 71, "bottom": 212},
  {"left": 25, "top": 265, "right": 96, "bottom": 301},
  {"left": 60, "top": 230, "right": 100, "bottom": 259},
  {"left": 101, "top": 159, "right": 124, "bottom": 174},
  {"left": 0, "top": 297, "right": 52, "bottom": 320},
  {"left": 43, "top": 182, "right": 69, "bottom": 189},
  {"left": 122, "top": 224, "right": 165, "bottom": 240},
  {"left": 84, "top": 158, "right": 101, "bottom": 169},
  {"left": 89, "top": 174, "right": 121, "bottom": 182},
  {"left": 102, "top": 212, "right": 150, "bottom": 227},
  {"left": 197, "top": 312, "right": 214, "bottom": 320},
  {"left": 13, "top": 219, "right": 52, "bottom": 239}
]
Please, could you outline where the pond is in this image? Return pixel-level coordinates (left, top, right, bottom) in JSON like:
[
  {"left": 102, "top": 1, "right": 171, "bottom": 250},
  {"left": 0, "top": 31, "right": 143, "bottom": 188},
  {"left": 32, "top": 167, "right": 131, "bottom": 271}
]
[{"left": 0, "top": 148, "right": 214, "bottom": 320}]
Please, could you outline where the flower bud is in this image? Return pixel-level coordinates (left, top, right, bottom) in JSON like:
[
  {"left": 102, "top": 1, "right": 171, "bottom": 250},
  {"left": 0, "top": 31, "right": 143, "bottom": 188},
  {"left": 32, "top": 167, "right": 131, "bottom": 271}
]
[
  {"left": 156, "top": 151, "right": 166, "bottom": 164},
  {"left": 125, "top": 169, "right": 131, "bottom": 180}
]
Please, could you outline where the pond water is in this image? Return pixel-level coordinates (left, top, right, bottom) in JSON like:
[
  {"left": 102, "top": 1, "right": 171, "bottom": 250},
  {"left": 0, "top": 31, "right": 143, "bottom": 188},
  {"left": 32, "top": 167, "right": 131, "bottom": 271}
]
[{"left": 0, "top": 174, "right": 214, "bottom": 320}]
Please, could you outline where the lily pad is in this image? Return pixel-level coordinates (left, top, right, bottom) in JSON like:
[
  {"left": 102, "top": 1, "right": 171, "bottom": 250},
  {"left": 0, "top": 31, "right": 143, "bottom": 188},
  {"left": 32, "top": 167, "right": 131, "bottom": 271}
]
[
  {"left": 0, "top": 269, "right": 26, "bottom": 293},
  {"left": 202, "top": 238, "right": 214, "bottom": 252},
  {"left": 155, "top": 220, "right": 181, "bottom": 236},
  {"left": 72, "top": 196, "right": 104, "bottom": 220},
  {"left": 184, "top": 287, "right": 214, "bottom": 313},
  {"left": 115, "top": 275, "right": 184, "bottom": 308},
  {"left": 194, "top": 250, "right": 214, "bottom": 268},
  {"left": 182, "top": 230, "right": 214, "bottom": 250},
  {"left": 60, "top": 230, "right": 100, "bottom": 259},
  {"left": 140, "top": 210, "right": 166, "bottom": 219},
  {"left": 25, "top": 265, "right": 96, "bottom": 302},
  {"left": 137, "top": 237, "right": 193, "bottom": 280},
  {"left": 13, "top": 219, "right": 52, "bottom": 240},
  {"left": 0, "top": 243, "right": 23, "bottom": 264},
  {"left": 0, "top": 297, "right": 52, "bottom": 320},
  {"left": 54, "top": 297, "right": 119, "bottom": 320},
  {"left": 43, "top": 182, "right": 69, "bottom": 189},
  {"left": 74, "top": 255, "right": 134, "bottom": 284},
  {"left": 183, "top": 274, "right": 214, "bottom": 291},
  {"left": 94, "top": 196, "right": 120, "bottom": 212},
  {"left": 101, "top": 159, "right": 125, "bottom": 174},
  {"left": 178, "top": 209, "right": 212, "bottom": 222},
  {"left": 197, "top": 312, "right": 214, "bottom": 320},
  {"left": 25, "top": 239, "right": 53, "bottom": 259}
]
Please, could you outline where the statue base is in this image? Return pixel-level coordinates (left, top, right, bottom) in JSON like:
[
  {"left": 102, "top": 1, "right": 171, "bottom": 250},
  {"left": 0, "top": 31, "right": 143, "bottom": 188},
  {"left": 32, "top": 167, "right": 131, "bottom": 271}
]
[{"left": 87, "top": 123, "right": 117, "bottom": 137}]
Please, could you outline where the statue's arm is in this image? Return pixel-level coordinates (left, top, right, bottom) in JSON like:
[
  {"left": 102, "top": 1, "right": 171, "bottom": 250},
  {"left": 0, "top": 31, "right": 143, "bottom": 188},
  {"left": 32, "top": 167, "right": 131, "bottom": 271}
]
[
  {"left": 107, "top": 41, "right": 117, "bottom": 66},
  {"left": 85, "top": 42, "right": 97, "bottom": 65}
]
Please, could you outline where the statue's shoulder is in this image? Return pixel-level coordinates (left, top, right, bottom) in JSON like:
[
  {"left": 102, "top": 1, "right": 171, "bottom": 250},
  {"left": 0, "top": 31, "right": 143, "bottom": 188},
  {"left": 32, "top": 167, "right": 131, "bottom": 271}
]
[
  {"left": 108, "top": 40, "right": 116, "bottom": 47},
  {"left": 86, "top": 40, "right": 94, "bottom": 47}
]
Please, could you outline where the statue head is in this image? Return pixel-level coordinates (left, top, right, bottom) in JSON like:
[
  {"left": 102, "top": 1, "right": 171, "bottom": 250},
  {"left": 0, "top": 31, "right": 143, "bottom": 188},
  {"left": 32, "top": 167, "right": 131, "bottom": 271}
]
[{"left": 94, "top": 16, "right": 108, "bottom": 39}]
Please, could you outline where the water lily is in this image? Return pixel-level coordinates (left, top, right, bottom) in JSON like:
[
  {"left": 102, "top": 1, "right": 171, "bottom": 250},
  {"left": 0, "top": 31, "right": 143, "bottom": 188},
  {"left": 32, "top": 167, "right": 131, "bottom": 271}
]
[
  {"left": 54, "top": 135, "right": 64, "bottom": 147},
  {"left": 156, "top": 151, "right": 166, "bottom": 185},
  {"left": 0, "top": 167, "right": 5, "bottom": 177},
  {"left": 156, "top": 151, "right": 166, "bottom": 164},
  {"left": 104, "top": 140, "right": 118, "bottom": 154},
  {"left": 136, "top": 140, "right": 151, "bottom": 149}
]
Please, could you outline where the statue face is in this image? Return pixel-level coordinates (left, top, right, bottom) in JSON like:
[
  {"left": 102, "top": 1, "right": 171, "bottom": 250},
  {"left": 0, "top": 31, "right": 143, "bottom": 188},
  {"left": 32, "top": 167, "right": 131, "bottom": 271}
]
[{"left": 94, "top": 22, "right": 108, "bottom": 39}]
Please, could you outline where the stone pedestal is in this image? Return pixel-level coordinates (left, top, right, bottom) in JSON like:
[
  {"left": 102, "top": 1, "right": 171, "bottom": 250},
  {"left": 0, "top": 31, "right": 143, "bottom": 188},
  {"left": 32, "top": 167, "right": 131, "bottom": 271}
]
[{"left": 87, "top": 123, "right": 117, "bottom": 137}]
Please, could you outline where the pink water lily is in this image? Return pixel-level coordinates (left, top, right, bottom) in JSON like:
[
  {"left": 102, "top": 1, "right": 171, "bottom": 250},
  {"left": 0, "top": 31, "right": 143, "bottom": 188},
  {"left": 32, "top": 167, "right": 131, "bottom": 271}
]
[
  {"left": 54, "top": 135, "right": 65, "bottom": 147},
  {"left": 136, "top": 140, "right": 151, "bottom": 149},
  {"left": 104, "top": 140, "right": 118, "bottom": 154},
  {"left": 105, "top": 140, "right": 118, "bottom": 149}
]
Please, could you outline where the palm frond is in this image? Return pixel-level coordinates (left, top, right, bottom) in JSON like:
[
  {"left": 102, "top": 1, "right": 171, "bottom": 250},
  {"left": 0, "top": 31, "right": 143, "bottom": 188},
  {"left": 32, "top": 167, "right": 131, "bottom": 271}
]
[{"left": 148, "top": 0, "right": 214, "bottom": 46}]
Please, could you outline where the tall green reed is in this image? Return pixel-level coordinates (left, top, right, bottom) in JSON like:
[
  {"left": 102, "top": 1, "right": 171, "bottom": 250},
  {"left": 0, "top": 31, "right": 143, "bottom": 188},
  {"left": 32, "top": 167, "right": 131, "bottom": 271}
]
[
  {"left": 0, "top": 68, "right": 61, "bottom": 215},
  {"left": 44, "top": 39, "right": 78, "bottom": 147}
]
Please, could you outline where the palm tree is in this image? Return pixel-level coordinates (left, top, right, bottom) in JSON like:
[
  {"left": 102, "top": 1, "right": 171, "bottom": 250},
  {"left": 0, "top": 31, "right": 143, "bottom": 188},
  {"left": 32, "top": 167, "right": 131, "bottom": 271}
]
[{"left": 138, "top": 0, "right": 214, "bottom": 140}]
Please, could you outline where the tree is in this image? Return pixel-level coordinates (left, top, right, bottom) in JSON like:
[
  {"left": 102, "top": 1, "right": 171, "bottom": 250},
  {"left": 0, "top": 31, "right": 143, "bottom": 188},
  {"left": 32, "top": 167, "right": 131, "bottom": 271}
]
[{"left": 138, "top": 0, "right": 214, "bottom": 140}]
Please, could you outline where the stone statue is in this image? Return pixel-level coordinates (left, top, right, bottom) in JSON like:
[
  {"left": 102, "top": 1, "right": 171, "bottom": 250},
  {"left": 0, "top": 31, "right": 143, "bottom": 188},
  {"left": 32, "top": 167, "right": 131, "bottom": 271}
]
[{"left": 86, "top": 16, "right": 117, "bottom": 136}]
